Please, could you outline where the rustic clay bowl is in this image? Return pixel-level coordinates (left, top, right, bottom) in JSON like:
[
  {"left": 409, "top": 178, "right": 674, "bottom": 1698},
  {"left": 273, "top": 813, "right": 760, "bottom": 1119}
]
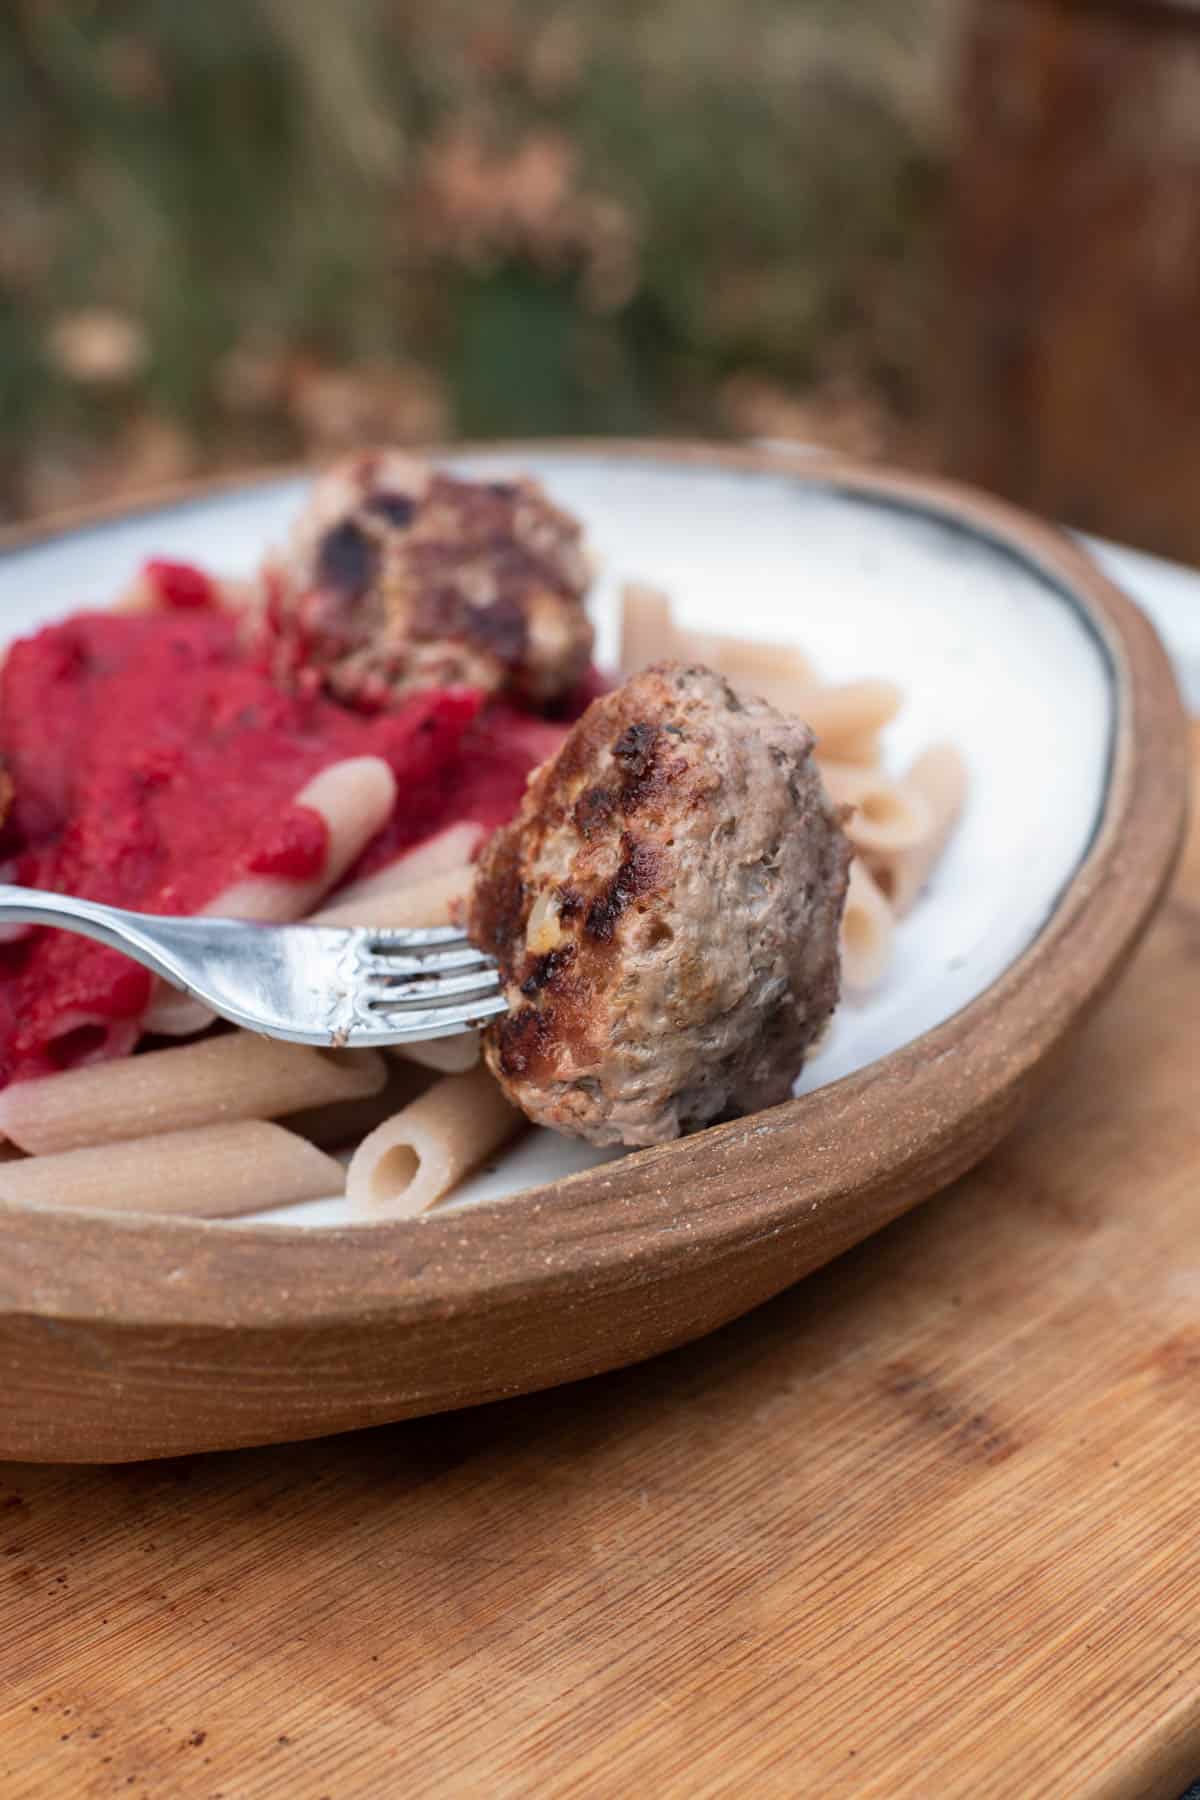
[{"left": 0, "top": 444, "right": 1188, "bottom": 1462}]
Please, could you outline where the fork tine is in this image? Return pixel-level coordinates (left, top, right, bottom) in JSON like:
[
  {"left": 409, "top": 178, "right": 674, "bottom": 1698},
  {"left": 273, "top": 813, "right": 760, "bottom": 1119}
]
[
  {"left": 361, "top": 968, "right": 503, "bottom": 1010},
  {"left": 362, "top": 926, "right": 472, "bottom": 954},
  {"left": 355, "top": 992, "right": 509, "bottom": 1042},
  {"left": 360, "top": 943, "right": 492, "bottom": 979}
]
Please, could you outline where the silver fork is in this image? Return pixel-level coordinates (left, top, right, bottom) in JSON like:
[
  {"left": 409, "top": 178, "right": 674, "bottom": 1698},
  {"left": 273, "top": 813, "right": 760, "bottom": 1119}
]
[{"left": 0, "top": 884, "right": 507, "bottom": 1047}]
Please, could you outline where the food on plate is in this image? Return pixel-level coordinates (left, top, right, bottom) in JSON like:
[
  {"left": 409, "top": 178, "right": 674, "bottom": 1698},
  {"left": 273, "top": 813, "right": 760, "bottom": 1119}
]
[
  {"left": 346, "top": 1065, "right": 523, "bottom": 1217},
  {"left": 259, "top": 449, "right": 595, "bottom": 709},
  {"left": 0, "top": 453, "right": 968, "bottom": 1222},
  {"left": 469, "top": 662, "right": 852, "bottom": 1147},
  {"left": 619, "top": 581, "right": 967, "bottom": 991},
  {"left": 0, "top": 603, "right": 479, "bottom": 1079},
  {"left": 0, "top": 587, "right": 567, "bottom": 1080},
  {"left": 840, "top": 860, "right": 896, "bottom": 994},
  {"left": 312, "top": 864, "right": 471, "bottom": 931},
  {"left": 0, "top": 1119, "right": 346, "bottom": 1219},
  {"left": 0, "top": 1035, "right": 389, "bottom": 1156},
  {"left": 619, "top": 580, "right": 903, "bottom": 761},
  {"left": 866, "top": 744, "right": 968, "bottom": 919}
]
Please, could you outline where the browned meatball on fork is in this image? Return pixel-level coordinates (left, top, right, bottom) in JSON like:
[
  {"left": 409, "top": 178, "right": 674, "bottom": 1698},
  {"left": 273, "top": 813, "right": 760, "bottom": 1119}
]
[{"left": 469, "top": 661, "right": 852, "bottom": 1147}]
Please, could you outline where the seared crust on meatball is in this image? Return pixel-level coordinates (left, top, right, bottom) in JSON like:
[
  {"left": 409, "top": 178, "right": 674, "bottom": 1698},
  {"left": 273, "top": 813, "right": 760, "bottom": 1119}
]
[
  {"left": 469, "top": 661, "right": 851, "bottom": 1146},
  {"left": 264, "top": 451, "right": 594, "bottom": 708}
]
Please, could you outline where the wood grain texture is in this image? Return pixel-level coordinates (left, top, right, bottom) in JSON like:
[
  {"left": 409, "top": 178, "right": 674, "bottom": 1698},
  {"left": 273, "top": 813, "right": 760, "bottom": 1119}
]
[
  {"left": 0, "top": 444, "right": 1188, "bottom": 1462},
  {"left": 0, "top": 724, "right": 1196, "bottom": 1799}
]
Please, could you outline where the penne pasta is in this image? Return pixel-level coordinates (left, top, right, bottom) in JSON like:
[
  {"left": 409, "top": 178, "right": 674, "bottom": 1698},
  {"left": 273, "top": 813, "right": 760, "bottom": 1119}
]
[
  {"left": 819, "top": 761, "right": 932, "bottom": 856},
  {"left": 210, "top": 755, "right": 399, "bottom": 923},
  {"left": 143, "top": 754, "right": 398, "bottom": 1036},
  {"left": 0, "top": 1034, "right": 388, "bottom": 1155},
  {"left": 795, "top": 680, "right": 903, "bottom": 758},
  {"left": 312, "top": 865, "right": 472, "bottom": 930},
  {"left": 620, "top": 581, "right": 677, "bottom": 672},
  {"left": 38, "top": 1012, "right": 142, "bottom": 1085},
  {"left": 385, "top": 1032, "right": 481, "bottom": 1074},
  {"left": 619, "top": 582, "right": 817, "bottom": 713},
  {"left": 823, "top": 729, "right": 885, "bottom": 769},
  {"left": 0, "top": 1120, "right": 344, "bottom": 1218},
  {"left": 690, "top": 631, "right": 816, "bottom": 695},
  {"left": 869, "top": 743, "right": 968, "bottom": 919},
  {"left": 282, "top": 1058, "right": 430, "bottom": 1151},
  {"left": 841, "top": 859, "right": 896, "bottom": 994},
  {"left": 139, "top": 991, "right": 222, "bottom": 1039},
  {"left": 345, "top": 1066, "right": 524, "bottom": 1219},
  {"left": 327, "top": 822, "right": 485, "bottom": 910},
  {"left": 718, "top": 672, "right": 816, "bottom": 717}
]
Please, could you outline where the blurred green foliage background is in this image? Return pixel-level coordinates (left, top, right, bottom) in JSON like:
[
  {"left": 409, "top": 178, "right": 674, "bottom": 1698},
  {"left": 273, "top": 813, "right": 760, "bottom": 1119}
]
[{"left": 0, "top": 0, "right": 956, "bottom": 519}]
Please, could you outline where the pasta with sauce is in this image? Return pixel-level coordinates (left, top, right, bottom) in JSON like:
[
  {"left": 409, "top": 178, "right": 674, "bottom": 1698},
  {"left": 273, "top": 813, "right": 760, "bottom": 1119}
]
[{"left": 0, "top": 468, "right": 967, "bottom": 1220}]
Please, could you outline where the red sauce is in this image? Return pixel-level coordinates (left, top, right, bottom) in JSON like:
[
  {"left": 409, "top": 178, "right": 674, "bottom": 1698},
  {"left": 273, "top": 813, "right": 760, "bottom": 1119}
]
[
  {"left": 0, "top": 607, "right": 494, "bottom": 1083},
  {"left": 0, "top": 553, "right": 608, "bottom": 1084},
  {"left": 143, "top": 558, "right": 218, "bottom": 610},
  {"left": 343, "top": 702, "right": 569, "bottom": 885},
  {"left": 245, "top": 806, "right": 329, "bottom": 881}
]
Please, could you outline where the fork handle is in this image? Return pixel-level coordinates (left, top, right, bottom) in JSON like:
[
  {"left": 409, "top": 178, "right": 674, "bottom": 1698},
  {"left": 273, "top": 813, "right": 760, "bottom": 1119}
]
[{"left": 0, "top": 884, "right": 193, "bottom": 989}]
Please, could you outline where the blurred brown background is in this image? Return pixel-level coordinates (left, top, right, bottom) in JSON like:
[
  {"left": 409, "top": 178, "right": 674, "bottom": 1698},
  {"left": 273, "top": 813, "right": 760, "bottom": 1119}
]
[{"left": 2, "top": 0, "right": 1198, "bottom": 562}]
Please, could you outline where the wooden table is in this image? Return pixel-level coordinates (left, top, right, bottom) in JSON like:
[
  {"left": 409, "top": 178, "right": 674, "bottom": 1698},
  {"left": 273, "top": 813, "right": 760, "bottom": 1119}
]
[{"left": 0, "top": 726, "right": 1197, "bottom": 1799}]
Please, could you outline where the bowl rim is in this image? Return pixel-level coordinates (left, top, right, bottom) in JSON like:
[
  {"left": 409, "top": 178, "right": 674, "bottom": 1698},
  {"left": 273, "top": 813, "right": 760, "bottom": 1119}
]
[{"left": 0, "top": 441, "right": 1188, "bottom": 1349}]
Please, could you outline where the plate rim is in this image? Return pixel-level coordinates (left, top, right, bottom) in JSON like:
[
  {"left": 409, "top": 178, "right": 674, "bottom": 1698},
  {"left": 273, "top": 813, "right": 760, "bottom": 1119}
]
[{"left": 0, "top": 441, "right": 1188, "bottom": 1461}]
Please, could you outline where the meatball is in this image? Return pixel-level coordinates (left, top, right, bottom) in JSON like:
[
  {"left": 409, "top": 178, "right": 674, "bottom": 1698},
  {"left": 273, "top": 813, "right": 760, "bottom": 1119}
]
[
  {"left": 263, "top": 450, "right": 594, "bottom": 708},
  {"left": 469, "top": 661, "right": 852, "bottom": 1147}
]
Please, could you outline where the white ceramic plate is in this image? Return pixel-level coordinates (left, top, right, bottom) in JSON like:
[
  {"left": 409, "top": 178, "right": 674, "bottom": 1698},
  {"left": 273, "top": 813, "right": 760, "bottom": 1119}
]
[{"left": 0, "top": 449, "right": 1116, "bottom": 1223}]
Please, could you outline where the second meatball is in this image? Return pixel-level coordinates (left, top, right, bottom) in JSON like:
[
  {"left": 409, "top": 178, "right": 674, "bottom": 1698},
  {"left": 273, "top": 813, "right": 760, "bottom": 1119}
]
[{"left": 262, "top": 451, "right": 595, "bottom": 710}]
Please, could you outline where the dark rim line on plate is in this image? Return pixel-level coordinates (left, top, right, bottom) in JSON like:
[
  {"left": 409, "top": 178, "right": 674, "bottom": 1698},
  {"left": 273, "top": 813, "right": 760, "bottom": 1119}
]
[{"left": 0, "top": 443, "right": 1187, "bottom": 1464}]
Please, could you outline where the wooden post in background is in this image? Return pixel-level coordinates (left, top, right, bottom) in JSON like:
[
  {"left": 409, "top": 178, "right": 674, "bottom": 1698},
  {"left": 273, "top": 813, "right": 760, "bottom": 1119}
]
[{"left": 945, "top": 0, "right": 1200, "bottom": 565}]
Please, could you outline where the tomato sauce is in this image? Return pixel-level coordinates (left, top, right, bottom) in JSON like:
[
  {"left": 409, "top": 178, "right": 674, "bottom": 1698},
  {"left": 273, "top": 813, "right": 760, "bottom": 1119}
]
[{"left": 0, "top": 582, "right": 580, "bottom": 1084}]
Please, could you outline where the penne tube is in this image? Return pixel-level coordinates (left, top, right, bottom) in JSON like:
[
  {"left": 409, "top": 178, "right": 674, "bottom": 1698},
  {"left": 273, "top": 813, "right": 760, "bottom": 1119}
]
[
  {"left": 0, "top": 1034, "right": 388, "bottom": 1155},
  {"left": 818, "top": 761, "right": 932, "bottom": 856},
  {"left": 620, "top": 582, "right": 677, "bottom": 673},
  {"left": 327, "top": 823, "right": 484, "bottom": 910},
  {"left": 37, "top": 1012, "right": 142, "bottom": 1086},
  {"left": 796, "top": 681, "right": 903, "bottom": 758},
  {"left": 869, "top": 743, "right": 968, "bottom": 918},
  {"left": 144, "top": 754, "right": 398, "bottom": 1036},
  {"left": 840, "top": 859, "right": 896, "bottom": 994},
  {"left": 0, "top": 1121, "right": 344, "bottom": 1218},
  {"left": 620, "top": 582, "right": 820, "bottom": 713},
  {"left": 718, "top": 672, "right": 817, "bottom": 717},
  {"left": 681, "top": 632, "right": 817, "bottom": 716},
  {"left": 386, "top": 1032, "right": 481, "bottom": 1074},
  {"left": 345, "top": 1066, "right": 524, "bottom": 1219},
  {"left": 312, "top": 866, "right": 472, "bottom": 930},
  {"left": 675, "top": 654, "right": 812, "bottom": 718},
  {"left": 620, "top": 580, "right": 832, "bottom": 720},
  {"left": 281, "top": 1058, "right": 430, "bottom": 1151},
  {"left": 696, "top": 633, "right": 816, "bottom": 694},
  {"left": 206, "top": 755, "right": 399, "bottom": 923},
  {"left": 140, "top": 991, "right": 223, "bottom": 1039},
  {"left": 824, "top": 729, "right": 885, "bottom": 769}
]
